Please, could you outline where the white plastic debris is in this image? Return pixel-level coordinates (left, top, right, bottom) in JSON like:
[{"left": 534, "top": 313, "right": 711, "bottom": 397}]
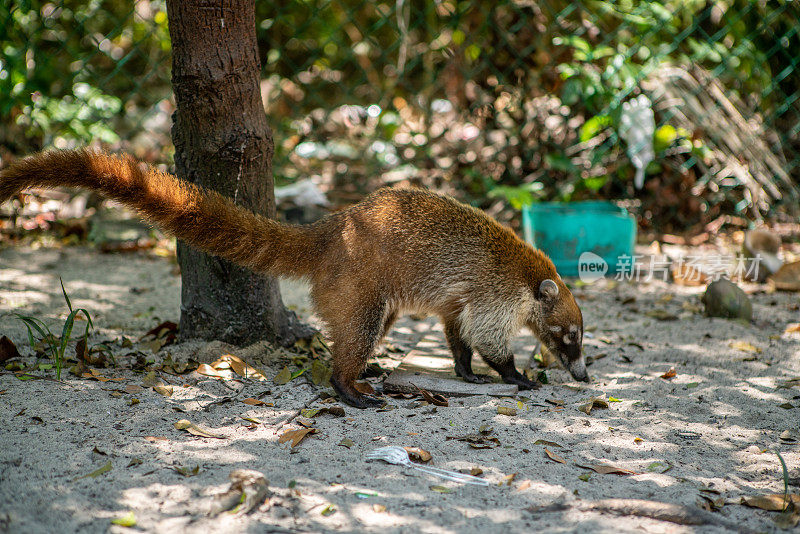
[
  {"left": 366, "top": 446, "right": 489, "bottom": 486},
  {"left": 274, "top": 179, "right": 330, "bottom": 208},
  {"left": 619, "top": 94, "right": 655, "bottom": 189}
]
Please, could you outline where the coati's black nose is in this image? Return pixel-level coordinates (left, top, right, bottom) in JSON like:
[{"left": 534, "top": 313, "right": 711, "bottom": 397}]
[{"left": 568, "top": 361, "right": 589, "bottom": 382}]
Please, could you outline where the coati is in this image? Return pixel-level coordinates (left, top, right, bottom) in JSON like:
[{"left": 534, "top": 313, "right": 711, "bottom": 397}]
[
  {"left": 742, "top": 229, "right": 783, "bottom": 282},
  {"left": 0, "top": 149, "right": 588, "bottom": 407}
]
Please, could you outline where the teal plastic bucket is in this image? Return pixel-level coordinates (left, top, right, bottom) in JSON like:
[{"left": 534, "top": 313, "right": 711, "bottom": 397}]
[{"left": 521, "top": 201, "right": 636, "bottom": 277}]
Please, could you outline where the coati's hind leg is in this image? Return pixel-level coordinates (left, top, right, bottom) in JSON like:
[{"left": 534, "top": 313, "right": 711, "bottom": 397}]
[
  {"left": 327, "top": 299, "right": 392, "bottom": 408},
  {"left": 380, "top": 310, "right": 398, "bottom": 339},
  {"left": 443, "top": 319, "right": 491, "bottom": 384},
  {"left": 474, "top": 342, "right": 540, "bottom": 390}
]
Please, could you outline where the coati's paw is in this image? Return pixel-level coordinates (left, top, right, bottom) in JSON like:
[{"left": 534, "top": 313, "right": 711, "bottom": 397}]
[
  {"left": 331, "top": 375, "right": 385, "bottom": 409},
  {"left": 502, "top": 374, "right": 541, "bottom": 390},
  {"left": 461, "top": 373, "right": 492, "bottom": 384},
  {"left": 345, "top": 393, "right": 385, "bottom": 409}
]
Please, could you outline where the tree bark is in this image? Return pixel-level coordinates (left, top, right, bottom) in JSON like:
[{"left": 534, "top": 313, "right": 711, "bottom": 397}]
[{"left": 166, "top": 0, "right": 309, "bottom": 346}]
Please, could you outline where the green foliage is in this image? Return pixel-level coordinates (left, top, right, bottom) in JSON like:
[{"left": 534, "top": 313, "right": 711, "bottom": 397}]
[
  {"left": 488, "top": 182, "right": 545, "bottom": 210},
  {"left": 15, "top": 278, "right": 93, "bottom": 380},
  {"left": 0, "top": 1, "right": 171, "bottom": 151},
  {"left": 1, "top": 0, "right": 797, "bottom": 224},
  {"left": 20, "top": 84, "right": 122, "bottom": 145}
]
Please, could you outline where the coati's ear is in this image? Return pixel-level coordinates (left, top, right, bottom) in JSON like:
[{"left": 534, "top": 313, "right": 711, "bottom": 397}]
[{"left": 538, "top": 279, "right": 559, "bottom": 301}]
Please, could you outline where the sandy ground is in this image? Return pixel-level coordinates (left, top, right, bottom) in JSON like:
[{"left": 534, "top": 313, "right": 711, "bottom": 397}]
[{"left": 1, "top": 244, "right": 799, "bottom": 534}]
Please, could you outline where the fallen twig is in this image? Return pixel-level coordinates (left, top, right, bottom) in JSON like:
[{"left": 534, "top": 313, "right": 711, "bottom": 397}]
[
  {"left": 273, "top": 391, "right": 323, "bottom": 432},
  {"left": 529, "top": 498, "right": 756, "bottom": 533},
  {"left": 0, "top": 371, "right": 75, "bottom": 386}
]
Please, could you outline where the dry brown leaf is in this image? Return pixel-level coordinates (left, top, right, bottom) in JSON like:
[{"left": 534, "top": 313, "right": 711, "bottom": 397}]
[
  {"left": 577, "top": 463, "right": 639, "bottom": 475},
  {"left": 74, "top": 461, "right": 112, "bottom": 481},
  {"left": 730, "top": 341, "right": 761, "bottom": 353},
  {"left": 144, "top": 436, "right": 167, "bottom": 442},
  {"left": 300, "top": 406, "right": 345, "bottom": 418},
  {"left": 125, "top": 384, "right": 143, "bottom": 394},
  {"left": 413, "top": 384, "right": 448, "bottom": 407},
  {"left": 75, "top": 338, "right": 88, "bottom": 362},
  {"left": 80, "top": 369, "right": 124, "bottom": 382},
  {"left": 741, "top": 494, "right": 800, "bottom": 511},
  {"left": 497, "top": 406, "right": 517, "bottom": 416},
  {"left": 372, "top": 504, "right": 386, "bottom": 513},
  {"left": 517, "top": 480, "right": 532, "bottom": 491},
  {"left": 309, "top": 359, "right": 332, "bottom": 386},
  {"left": 778, "top": 378, "right": 800, "bottom": 390},
  {"left": 82, "top": 371, "right": 109, "bottom": 382},
  {"left": 672, "top": 264, "right": 709, "bottom": 287},
  {"left": 544, "top": 448, "right": 566, "bottom": 464},
  {"left": 142, "top": 371, "right": 161, "bottom": 387},
  {"left": 645, "top": 309, "right": 678, "bottom": 321},
  {"left": 578, "top": 397, "right": 609, "bottom": 415},
  {"left": 500, "top": 473, "right": 517, "bottom": 486},
  {"left": 404, "top": 447, "right": 432, "bottom": 463},
  {"left": 210, "top": 469, "right": 270, "bottom": 516},
  {"left": 534, "top": 439, "right": 563, "bottom": 448},
  {"left": 698, "top": 493, "right": 725, "bottom": 511},
  {"left": 273, "top": 366, "right": 292, "bottom": 385},
  {"left": 769, "top": 261, "right": 800, "bottom": 292},
  {"left": 295, "top": 416, "right": 315, "bottom": 427},
  {"left": 354, "top": 381, "right": 375, "bottom": 395},
  {"left": 242, "top": 398, "right": 268, "bottom": 406},
  {"left": 660, "top": 367, "right": 677, "bottom": 380},
  {"left": 775, "top": 508, "right": 800, "bottom": 529},
  {"left": 784, "top": 323, "right": 800, "bottom": 335},
  {"left": 0, "top": 336, "right": 21, "bottom": 363},
  {"left": 153, "top": 385, "right": 173, "bottom": 397},
  {"left": 446, "top": 433, "right": 501, "bottom": 449},
  {"left": 215, "top": 354, "right": 267, "bottom": 381},
  {"left": 172, "top": 465, "right": 200, "bottom": 477},
  {"left": 143, "top": 320, "right": 178, "bottom": 339},
  {"left": 278, "top": 427, "right": 317, "bottom": 447},
  {"left": 197, "top": 363, "right": 232, "bottom": 380},
  {"left": 174, "top": 419, "right": 225, "bottom": 439},
  {"left": 159, "top": 355, "right": 197, "bottom": 375}
]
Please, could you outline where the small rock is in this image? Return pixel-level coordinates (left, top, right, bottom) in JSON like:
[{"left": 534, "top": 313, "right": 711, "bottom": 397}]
[{"left": 701, "top": 279, "right": 752, "bottom": 321}]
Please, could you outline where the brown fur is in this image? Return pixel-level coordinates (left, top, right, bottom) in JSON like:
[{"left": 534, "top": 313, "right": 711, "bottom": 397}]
[{"left": 0, "top": 149, "right": 586, "bottom": 407}]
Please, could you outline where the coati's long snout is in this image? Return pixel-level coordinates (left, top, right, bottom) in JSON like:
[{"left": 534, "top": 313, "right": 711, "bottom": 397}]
[
  {"left": 530, "top": 278, "right": 588, "bottom": 383},
  {"left": 1, "top": 148, "right": 587, "bottom": 408}
]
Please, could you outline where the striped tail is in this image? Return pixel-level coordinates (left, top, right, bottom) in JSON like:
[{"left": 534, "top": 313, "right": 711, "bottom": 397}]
[{"left": 0, "top": 149, "right": 318, "bottom": 277}]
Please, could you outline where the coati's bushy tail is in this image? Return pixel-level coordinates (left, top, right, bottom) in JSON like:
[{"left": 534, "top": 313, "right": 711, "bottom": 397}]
[{"left": 0, "top": 149, "right": 317, "bottom": 277}]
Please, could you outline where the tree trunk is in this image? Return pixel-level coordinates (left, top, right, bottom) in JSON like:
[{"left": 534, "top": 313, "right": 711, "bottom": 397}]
[{"left": 166, "top": 0, "right": 309, "bottom": 346}]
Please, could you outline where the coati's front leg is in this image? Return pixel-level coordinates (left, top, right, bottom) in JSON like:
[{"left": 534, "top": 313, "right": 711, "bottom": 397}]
[
  {"left": 327, "top": 299, "right": 389, "bottom": 408},
  {"left": 475, "top": 343, "right": 540, "bottom": 390},
  {"left": 444, "top": 320, "right": 491, "bottom": 384},
  {"left": 330, "top": 337, "right": 385, "bottom": 408}
]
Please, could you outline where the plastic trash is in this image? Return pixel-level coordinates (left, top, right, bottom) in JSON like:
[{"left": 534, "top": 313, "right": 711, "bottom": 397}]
[
  {"left": 619, "top": 94, "right": 655, "bottom": 189},
  {"left": 366, "top": 446, "right": 489, "bottom": 486},
  {"left": 274, "top": 179, "right": 330, "bottom": 208}
]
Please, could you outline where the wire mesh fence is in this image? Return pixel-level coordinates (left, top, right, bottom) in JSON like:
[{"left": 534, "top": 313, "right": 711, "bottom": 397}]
[{"left": 2, "top": 0, "right": 798, "bottom": 230}]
